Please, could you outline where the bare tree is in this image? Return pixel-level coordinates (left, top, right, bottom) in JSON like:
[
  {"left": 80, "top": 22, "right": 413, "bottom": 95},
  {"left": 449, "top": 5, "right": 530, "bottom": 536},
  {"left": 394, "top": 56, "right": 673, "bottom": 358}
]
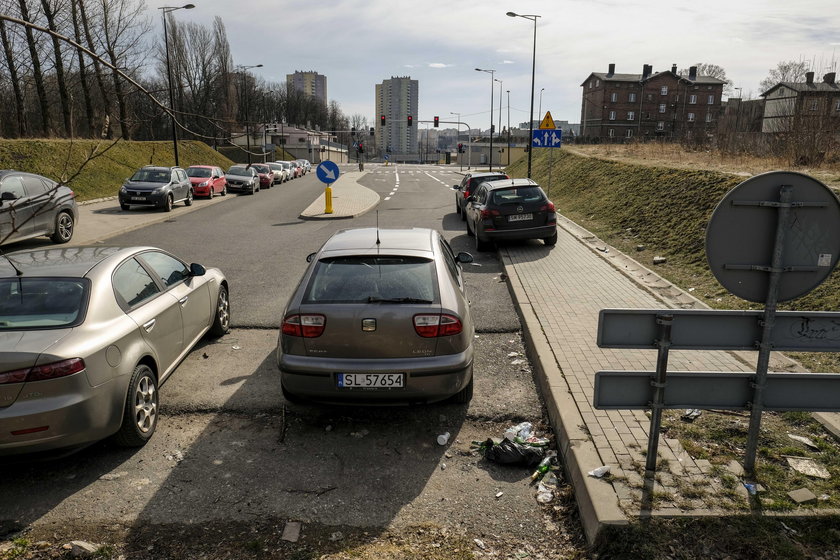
[
  {"left": 40, "top": 0, "right": 73, "bottom": 136},
  {"left": 0, "top": 17, "right": 26, "bottom": 136},
  {"left": 679, "top": 62, "right": 734, "bottom": 96},
  {"left": 69, "top": 0, "right": 94, "bottom": 135},
  {"left": 759, "top": 60, "right": 809, "bottom": 94},
  {"left": 17, "top": 0, "right": 52, "bottom": 136},
  {"left": 77, "top": 0, "right": 112, "bottom": 137}
]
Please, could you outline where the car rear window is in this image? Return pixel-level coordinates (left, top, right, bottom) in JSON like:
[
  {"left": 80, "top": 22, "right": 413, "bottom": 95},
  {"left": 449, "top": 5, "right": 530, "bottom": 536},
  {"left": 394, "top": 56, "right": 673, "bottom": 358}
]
[
  {"left": 303, "top": 256, "right": 437, "bottom": 304},
  {"left": 187, "top": 167, "right": 211, "bottom": 178},
  {"left": 490, "top": 186, "right": 546, "bottom": 205},
  {"left": 0, "top": 277, "right": 88, "bottom": 329}
]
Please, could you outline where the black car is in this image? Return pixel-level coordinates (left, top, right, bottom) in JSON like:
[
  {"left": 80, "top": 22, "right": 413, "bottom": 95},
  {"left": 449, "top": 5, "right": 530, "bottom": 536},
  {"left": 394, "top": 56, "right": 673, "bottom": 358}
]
[
  {"left": 119, "top": 166, "right": 193, "bottom": 212},
  {"left": 225, "top": 165, "right": 260, "bottom": 194},
  {"left": 0, "top": 170, "right": 78, "bottom": 246},
  {"left": 453, "top": 171, "right": 509, "bottom": 220},
  {"left": 464, "top": 178, "right": 557, "bottom": 251}
]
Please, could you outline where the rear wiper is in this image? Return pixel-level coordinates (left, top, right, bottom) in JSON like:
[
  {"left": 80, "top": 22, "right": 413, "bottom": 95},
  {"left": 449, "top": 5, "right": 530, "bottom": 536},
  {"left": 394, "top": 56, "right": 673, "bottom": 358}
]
[{"left": 367, "top": 297, "right": 433, "bottom": 304}]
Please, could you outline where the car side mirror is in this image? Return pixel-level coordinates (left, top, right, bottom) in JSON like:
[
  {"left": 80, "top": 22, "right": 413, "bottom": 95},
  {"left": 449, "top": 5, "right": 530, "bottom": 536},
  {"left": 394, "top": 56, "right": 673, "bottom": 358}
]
[
  {"left": 452, "top": 185, "right": 460, "bottom": 190},
  {"left": 306, "top": 252, "right": 317, "bottom": 263},
  {"left": 456, "top": 252, "right": 474, "bottom": 264},
  {"left": 1, "top": 191, "right": 17, "bottom": 201},
  {"left": 189, "top": 263, "right": 206, "bottom": 276}
]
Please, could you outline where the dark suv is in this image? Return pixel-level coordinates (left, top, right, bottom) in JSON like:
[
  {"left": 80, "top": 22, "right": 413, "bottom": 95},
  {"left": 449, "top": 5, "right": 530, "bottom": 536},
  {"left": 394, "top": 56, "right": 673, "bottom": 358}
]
[
  {"left": 453, "top": 171, "right": 509, "bottom": 220},
  {"left": 119, "top": 166, "right": 193, "bottom": 212},
  {"left": 465, "top": 178, "right": 557, "bottom": 251},
  {"left": 0, "top": 170, "right": 78, "bottom": 246}
]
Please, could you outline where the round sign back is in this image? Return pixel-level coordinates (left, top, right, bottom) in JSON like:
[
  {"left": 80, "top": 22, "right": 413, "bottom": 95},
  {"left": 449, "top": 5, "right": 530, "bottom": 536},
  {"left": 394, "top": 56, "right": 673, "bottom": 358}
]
[{"left": 706, "top": 171, "right": 840, "bottom": 303}]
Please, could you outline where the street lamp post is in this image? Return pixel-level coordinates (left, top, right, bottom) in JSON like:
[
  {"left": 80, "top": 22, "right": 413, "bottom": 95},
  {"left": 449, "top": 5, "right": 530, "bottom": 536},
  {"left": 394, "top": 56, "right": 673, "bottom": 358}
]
[
  {"left": 495, "top": 78, "right": 503, "bottom": 167},
  {"left": 450, "top": 111, "right": 463, "bottom": 172},
  {"left": 506, "top": 89, "right": 511, "bottom": 166},
  {"left": 237, "top": 63, "right": 262, "bottom": 164},
  {"left": 159, "top": 3, "right": 195, "bottom": 167},
  {"left": 538, "top": 87, "right": 545, "bottom": 121},
  {"left": 507, "top": 11, "right": 541, "bottom": 178},
  {"left": 475, "top": 68, "right": 495, "bottom": 170}
]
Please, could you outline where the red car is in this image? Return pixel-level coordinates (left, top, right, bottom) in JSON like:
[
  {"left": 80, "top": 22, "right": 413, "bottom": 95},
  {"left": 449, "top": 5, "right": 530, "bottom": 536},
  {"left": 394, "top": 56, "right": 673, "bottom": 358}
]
[
  {"left": 186, "top": 165, "right": 227, "bottom": 198},
  {"left": 250, "top": 163, "right": 274, "bottom": 190}
]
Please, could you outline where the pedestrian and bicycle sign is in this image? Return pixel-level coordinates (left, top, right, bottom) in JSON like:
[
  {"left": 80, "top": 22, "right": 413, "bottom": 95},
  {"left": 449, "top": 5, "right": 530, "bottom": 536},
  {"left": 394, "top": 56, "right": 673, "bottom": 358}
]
[
  {"left": 532, "top": 129, "right": 562, "bottom": 148},
  {"left": 316, "top": 160, "right": 340, "bottom": 184}
]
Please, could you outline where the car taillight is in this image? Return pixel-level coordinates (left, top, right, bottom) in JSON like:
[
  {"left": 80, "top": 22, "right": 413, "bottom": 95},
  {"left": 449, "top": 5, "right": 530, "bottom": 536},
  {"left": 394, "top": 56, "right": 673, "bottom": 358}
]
[
  {"left": 0, "top": 358, "right": 86, "bottom": 385},
  {"left": 541, "top": 201, "right": 556, "bottom": 212},
  {"left": 413, "top": 314, "right": 463, "bottom": 337},
  {"left": 462, "top": 190, "right": 471, "bottom": 199},
  {"left": 282, "top": 314, "right": 326, "bottom": 338},
  {"left": 480, "top": 209, "right": 500, "bottom": 219}
]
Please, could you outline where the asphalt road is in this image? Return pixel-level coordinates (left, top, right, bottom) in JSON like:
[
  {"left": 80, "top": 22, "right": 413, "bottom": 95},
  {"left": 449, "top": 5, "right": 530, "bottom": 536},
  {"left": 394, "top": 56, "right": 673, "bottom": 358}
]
[{"left": 0, "top": 164, "right": 578, "bottom": 553}]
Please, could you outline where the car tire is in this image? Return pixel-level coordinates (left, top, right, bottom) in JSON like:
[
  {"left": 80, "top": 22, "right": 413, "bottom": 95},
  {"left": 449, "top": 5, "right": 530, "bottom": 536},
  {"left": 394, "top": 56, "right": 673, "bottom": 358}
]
[
  {"left": 185, "top": 189, "right": 193, "bottom": 206},
  {"left": 475, "top": 231, "right": 493, "bottom": 252},
  {"left": 208, "top": 285, "right": 230, "bottom": 337},
  {"left": 451, "top": 375, "right": 473, "bottom": 404},
  {"left": 221, "top": 185, "right": 227, "bottom": 196},
  {"left": 164, "top": 194, "right": 174, "bottom": 212},
  {"left": 543, "top": 231, "right": 558, "bottom": 246},
  {"left": 120, "top": 202, "right": 130, "bottom": 211},
  {"left": 113, "top": 364, "right": 158, "bottom": 447},
  {"left": 50, "top": 210, "right": 74, "bottom": 244},
  {"left": 455, "top": 202, "right": 461, "bottom": 215}
]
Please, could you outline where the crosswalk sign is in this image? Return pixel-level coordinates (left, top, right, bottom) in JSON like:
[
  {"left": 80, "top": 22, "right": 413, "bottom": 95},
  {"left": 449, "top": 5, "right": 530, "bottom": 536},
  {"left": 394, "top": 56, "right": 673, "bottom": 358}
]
[{"left": 538, "top": 111, "right": 556, "bottom": 130}]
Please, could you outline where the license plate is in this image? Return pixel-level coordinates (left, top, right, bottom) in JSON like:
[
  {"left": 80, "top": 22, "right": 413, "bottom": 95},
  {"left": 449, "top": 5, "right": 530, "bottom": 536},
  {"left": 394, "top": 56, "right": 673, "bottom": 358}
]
[
  {"left": 131, "top": 196, "right": 147, "bottom": 201},
  {"left": 508, "top": 213, "right": 533, "bottom": 222},
  {"left": 337, "top": 373, "right": 405, "bottom": 388}
]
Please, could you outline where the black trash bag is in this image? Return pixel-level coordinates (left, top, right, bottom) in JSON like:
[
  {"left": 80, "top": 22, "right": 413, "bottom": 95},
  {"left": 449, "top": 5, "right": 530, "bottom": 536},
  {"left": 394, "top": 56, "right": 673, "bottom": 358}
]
[{"left": 481, "top": 438, "right": 545, "bottom": 467}]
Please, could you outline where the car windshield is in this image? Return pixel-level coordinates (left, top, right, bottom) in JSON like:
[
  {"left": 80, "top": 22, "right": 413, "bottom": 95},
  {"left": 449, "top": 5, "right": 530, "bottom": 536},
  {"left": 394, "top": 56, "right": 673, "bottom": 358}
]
[
  {"left": 0, "top": 277, "right": 88, "bottom": 329},
  {"left": 304, "top": 256, "right": 437, "bottom": 304},
  {"left": 491, "top": 186, "right": 546, "bottom": 205},
  {"left": 268, "top": 164, "right": 282, "bottom": 171},
  {"left": 227, "top": 166, "right": 250, "bottom": 177},
  {"left": 130, "top": 169, "right": 170, "bottom": 183},
  {"left": 186, "top": 167, "right": 211, "bottom": 178}
]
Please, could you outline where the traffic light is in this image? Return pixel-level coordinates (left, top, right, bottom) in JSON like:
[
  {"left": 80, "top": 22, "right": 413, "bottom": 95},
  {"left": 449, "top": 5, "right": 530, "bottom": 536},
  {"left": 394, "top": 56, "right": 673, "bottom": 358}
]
[
  {"left": 433, "top": 116, "right": 439, "bottom": 127},
  {"left": 407, "top": 115, "right": 413, "bottom": 127},
  {"left": 380, "top": 115, "right": 386, "bottom": 126},
  {"left": 369, "top": 127, "right": 374, "bottom": 136},
  {"left": 351, "top": 127, "right": 356, "bottom": 136}
]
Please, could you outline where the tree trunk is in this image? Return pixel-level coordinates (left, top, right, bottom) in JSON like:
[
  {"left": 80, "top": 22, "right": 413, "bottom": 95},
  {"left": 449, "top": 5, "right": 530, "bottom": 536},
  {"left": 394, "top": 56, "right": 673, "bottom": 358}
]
[
  {"left": 0, "top": 18, "right": 26, "bottom": 136},
  {"left": 41, "top": 0, "right": 73, "bottom": 136},
  {"left": 70, "top": 0, "right": 95, "bottom": 136},
  {"left": 78, "top": 0, "right": 111, "bottom": 138},
  {"left": 18, "top": 0, "right": 52, "bottom": 136}
]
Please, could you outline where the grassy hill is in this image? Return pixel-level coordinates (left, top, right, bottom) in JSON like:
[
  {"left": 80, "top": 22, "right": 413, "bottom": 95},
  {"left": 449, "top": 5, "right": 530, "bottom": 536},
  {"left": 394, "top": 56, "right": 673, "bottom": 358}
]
[
  {"left": 0, "top": 139, "right": 233, "bottom": 201},
  {"left": 504, "top": 148, "right": 840, "bottom": 374}
]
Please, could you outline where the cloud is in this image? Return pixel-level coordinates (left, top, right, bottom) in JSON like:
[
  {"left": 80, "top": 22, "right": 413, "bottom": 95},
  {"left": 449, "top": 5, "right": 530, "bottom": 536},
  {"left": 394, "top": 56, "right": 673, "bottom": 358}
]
[
  {"left": 502, "top": 60, "right": 515, "bottom": 64},
  {"left": 428, "top": 63, "right": 453, "bottom": 68},
  {"left": 403, "top": 64, "right": 416, "bottom": 68}
]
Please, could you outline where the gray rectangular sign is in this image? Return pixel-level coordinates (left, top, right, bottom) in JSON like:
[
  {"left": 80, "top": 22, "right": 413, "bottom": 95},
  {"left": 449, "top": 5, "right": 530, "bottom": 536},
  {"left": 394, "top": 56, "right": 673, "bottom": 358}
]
[
  {"left": 594, "top": 371, "right": 840, "bottom": 412},
  {"left": 597, "top": 309, "right": 840, "bottom": 352}
]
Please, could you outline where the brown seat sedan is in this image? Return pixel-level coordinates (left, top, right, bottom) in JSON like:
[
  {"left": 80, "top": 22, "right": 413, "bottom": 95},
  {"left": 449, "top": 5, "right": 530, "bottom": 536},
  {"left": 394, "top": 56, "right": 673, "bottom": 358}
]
[{"left": 277, "top": 228, "right": 475, "bottom": 405}]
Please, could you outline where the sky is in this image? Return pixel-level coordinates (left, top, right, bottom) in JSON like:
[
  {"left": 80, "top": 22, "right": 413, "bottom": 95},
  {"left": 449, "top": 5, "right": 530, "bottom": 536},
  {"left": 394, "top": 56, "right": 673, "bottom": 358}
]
[{"left": 169, "top": 0, "right": 840, "bottom": 130}]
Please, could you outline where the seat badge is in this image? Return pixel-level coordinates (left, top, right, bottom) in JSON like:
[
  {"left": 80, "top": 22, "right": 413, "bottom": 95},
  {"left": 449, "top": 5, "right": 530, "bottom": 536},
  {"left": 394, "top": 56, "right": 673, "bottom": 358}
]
[
  {"left": 517, "top": 205, "right": 524, "bottom": 213},
  {"left": 362, "top": 318, "right": 377, "bottom": 332}
]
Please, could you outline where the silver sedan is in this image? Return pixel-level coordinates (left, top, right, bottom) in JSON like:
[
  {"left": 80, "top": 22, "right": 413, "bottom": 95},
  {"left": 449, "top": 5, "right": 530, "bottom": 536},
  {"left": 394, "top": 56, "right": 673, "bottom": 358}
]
[{"left": 0, "top": 246, "right": 230, "bottom": 457}]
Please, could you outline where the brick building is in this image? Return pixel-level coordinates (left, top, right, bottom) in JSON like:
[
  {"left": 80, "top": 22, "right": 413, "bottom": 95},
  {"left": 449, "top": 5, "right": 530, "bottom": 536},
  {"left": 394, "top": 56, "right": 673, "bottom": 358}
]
[
  {"left": 761, "top": 71, "right": 840, "bottom": 133},
  {"left": 580, "top": 63, "right": 726, "bottom": 141}
]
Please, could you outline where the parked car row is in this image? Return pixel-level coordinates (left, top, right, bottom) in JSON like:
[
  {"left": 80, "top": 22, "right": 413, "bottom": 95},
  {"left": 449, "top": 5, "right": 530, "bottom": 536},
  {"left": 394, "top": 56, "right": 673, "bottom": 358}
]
[
  {"left": 0, "top": 170, "right": 79, "bottom": 247},
  {"left": 118, "top": 159, "right": 313, "bottom": 211},
  {"left": 453, "top": 172, "right": 557, "bottom": 252}
]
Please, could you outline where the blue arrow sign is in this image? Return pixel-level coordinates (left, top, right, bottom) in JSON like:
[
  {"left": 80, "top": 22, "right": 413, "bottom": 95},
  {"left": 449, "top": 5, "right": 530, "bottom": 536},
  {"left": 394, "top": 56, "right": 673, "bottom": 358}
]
[
  {"left": 532, "top": 129, "right": 563, "bottom": 149},
  {"left": 316, "top": 160, "right": 340, "bottom": 184}
]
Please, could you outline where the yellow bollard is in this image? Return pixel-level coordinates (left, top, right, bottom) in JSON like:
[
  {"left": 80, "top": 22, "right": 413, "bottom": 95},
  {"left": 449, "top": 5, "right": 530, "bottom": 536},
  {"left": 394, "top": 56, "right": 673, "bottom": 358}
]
[{"left": 324, "top": 185, "right": 333, "bottom": 214}]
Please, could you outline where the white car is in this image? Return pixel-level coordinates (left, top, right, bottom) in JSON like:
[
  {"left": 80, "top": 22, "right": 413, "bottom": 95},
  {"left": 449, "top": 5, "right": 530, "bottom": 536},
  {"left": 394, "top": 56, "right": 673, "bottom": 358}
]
[{"left": 268, "top": 162, "right": 288, "bottom": 184}]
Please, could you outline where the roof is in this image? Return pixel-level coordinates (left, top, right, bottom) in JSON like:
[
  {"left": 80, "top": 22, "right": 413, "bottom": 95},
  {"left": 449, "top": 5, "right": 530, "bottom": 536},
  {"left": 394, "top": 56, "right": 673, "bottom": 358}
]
[
  {"left": 762, "top": 81, "right": 840, "bottom": 97},
  {"left": 325, "top": 228, "right": 436, "bottom": 254},
  {"left": 481, "top": 178, "right": 539, "bottom": 190},
  {"left": 582, "top": 70, "right": 726, "bottom": 87},
  {"left": 0, "top": 246, "right": 140, "bottom": 277}
]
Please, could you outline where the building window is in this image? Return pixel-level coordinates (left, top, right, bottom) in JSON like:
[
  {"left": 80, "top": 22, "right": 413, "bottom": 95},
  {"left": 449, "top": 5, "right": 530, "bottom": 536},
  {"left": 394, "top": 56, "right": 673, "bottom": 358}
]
[
  {"left": 707, "top": 94, "right": 715, "bottom": 104},
  {"left": 660, "top": 86, "right": 668, "bottom": 95},
  {"left": 625, "top": 129, "right": 633, "bottom": 138},
  {"left": 628, "top": 92, "right": 637, "bottom": 103},
  {"left": 609, "top": 111, "right": 616, "bottom": 120},
  {"left": 627, "top": 111, "right": 635, "bottom": 121},
  {"left": 687, "top": 112, "right": 695, "bottom": 122},
  {"left": 835, "top": 100, "right": 840, "bottom": 111},
  {"left": 656, "top": 121, "right": 665, "bottom": 131},
  {"left": 610, "top": 92, "right": 618, "bottom": 102},
  {"left": 810, "top": 101, "right": 819, "bottom": 111},
  {"left": 658, "top": 104, "right": 666, "bottom": 113},
  {"left": 596, "top": 79, "right": 600, "bottom": 87},
  {"left": 608, "top": 128, "right": 615, "bottom": 137},
  {"left": 689, "top": 94, "right": 697, "bottom": 104},
  {"left": 646, "top": 94, "right": 653, "bottom": 101},
  {"left": 589, "top": 81, "right": 593, "bottom": 89},
  {"left": 705, "top": 113, "right": 713, "bottom": 123}
]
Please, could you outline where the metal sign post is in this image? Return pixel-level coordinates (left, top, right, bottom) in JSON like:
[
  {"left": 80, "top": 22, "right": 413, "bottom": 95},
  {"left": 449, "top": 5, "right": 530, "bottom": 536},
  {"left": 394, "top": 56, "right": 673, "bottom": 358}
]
[{"left": 646, "top": 314, "right": 672, "bottom": 473}]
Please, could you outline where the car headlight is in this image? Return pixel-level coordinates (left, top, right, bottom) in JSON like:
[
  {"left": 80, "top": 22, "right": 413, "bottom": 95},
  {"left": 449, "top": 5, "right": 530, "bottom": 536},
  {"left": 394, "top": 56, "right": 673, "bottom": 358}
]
[
  {"left": 152, "top": 188, "right": 163, "bottom": 195},
  {"left": 120, "top": 186, "right": 128, "bottom": 194},
  {"left": 199, "top": 181, "right": 209, "bottom": 187}
]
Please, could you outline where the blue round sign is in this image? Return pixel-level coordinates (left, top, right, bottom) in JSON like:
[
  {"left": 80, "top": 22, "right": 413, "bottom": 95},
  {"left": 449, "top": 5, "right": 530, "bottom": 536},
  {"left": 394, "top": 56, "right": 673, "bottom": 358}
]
[{"left": 316, "top": 160, "right": 340, "bottom": 184}]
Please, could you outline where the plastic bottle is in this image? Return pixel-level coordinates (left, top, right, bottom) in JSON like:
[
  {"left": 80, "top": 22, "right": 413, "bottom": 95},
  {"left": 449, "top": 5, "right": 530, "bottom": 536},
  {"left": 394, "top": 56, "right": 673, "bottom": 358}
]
[
  {"left": 437, "top": 432, "right": 450, "bottom": 445},
  {"left": 505, "top": 421, "right": 533, "bottom": 441}
]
